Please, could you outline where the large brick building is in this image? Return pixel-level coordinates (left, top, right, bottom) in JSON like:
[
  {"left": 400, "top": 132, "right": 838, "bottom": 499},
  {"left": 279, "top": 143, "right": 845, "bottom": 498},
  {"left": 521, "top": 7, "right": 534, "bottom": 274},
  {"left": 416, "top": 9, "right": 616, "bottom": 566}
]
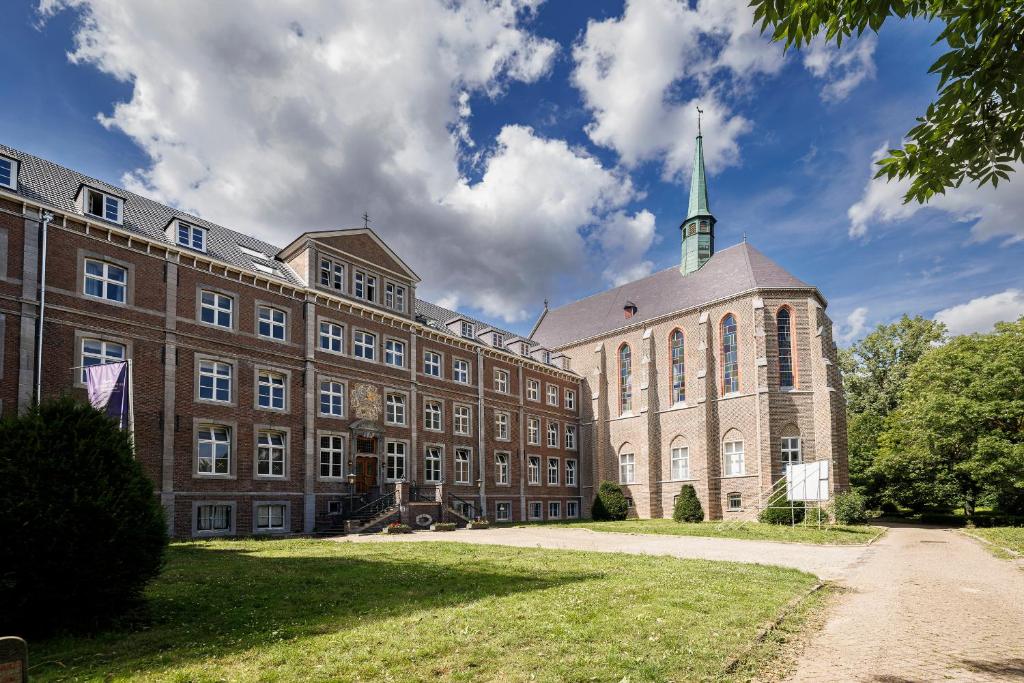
[
  {"left": 531, "top": 132, "right": 849, "bottom": 520},
  {"left": 0, "top": 131, "right": 847, "bottom": 534}
]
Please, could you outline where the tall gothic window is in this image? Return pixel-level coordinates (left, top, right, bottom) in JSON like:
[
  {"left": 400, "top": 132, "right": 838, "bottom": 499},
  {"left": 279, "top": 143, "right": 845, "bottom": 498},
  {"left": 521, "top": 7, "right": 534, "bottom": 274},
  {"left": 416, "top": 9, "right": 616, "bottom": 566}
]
[
  {"left": 722, "top": 314, "right": 739, "bottom": 394},
  {"left": 670, "top": 329, "right": 685, "bottom": 404},
  {"left": 618, "top": 343, "right": 632, "bottom": 414},
  {"left": 777, "top": 307, "right": 794, "bottom": 388}
]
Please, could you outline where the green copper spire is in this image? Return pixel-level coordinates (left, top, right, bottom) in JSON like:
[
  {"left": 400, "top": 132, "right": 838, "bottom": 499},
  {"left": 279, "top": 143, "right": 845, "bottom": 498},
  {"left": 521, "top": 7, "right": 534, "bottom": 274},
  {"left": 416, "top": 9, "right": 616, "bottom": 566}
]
[{"left": 680, "top": 107, "right": 716, "bottom": 275}]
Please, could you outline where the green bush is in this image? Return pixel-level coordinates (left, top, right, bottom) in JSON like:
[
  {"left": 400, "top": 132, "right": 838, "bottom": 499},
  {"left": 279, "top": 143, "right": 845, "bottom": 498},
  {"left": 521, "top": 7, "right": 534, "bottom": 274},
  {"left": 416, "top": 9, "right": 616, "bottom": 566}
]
[
  {"left": 879, "top": 501, "right": 900, "bottom": 516},
  {"left": 672, "top": 485, "right": 704, "bottom": 523},
  {"left": 0, "top": 397, "right": 167, "bottom": 636},
  {"left": 758, "top": 489, "right": 805, "bottom": 525},
  {"left": 831, "top": 490, "right": 869, "bottom": 524},
  {"left": 431, "top": 522, "right": 456, "bottom": 532},
  {"left": 592, "top": 481, "right": 629, "bottom": 521}
]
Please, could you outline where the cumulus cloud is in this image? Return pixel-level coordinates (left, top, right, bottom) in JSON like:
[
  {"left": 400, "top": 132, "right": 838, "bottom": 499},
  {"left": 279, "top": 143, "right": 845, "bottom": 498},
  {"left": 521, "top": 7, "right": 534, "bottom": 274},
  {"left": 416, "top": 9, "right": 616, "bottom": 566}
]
[
  {"left": 839, "top": 306, "right": 869, "bottom": 344},
  {"left": 592, "top": 210, "right": 658, "bottom": 286},
  {"left": 802, "top": 35, "right": 876, "bottom": 103},
  {"left": 571, "top": 0, "right": 783, "bottom": 179},
  {"left": 934, "top": 289, "right": 1024, "bottom": 336},
  {"left": 848, "top": 143, "right": 1024, "bottom": 242},
  {"left": 38, "top": 0, "right": 656, "bottom": 323}
]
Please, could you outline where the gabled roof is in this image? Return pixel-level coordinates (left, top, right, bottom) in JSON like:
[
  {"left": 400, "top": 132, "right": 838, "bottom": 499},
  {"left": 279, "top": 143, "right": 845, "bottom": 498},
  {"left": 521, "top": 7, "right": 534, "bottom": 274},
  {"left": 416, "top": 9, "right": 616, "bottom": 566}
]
[
  {"left": 277, "top": 227, "right": 421, "bottom": 283},
  {"left": 530, "top": 241, "right": 817, "bottom": 349}
]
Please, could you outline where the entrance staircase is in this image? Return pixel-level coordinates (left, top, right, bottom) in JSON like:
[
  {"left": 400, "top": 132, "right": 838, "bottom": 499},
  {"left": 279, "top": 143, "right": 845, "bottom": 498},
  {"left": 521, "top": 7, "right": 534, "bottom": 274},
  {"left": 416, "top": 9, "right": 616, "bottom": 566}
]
[{"left": 314, "top": 491, "right": 398, "bottom": 535}]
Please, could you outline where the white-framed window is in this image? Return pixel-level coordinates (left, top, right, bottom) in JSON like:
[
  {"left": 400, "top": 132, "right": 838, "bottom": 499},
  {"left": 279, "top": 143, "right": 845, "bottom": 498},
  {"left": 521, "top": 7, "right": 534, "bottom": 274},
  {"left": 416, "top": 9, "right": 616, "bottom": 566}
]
[
  {"left": 385, "top": 393, "right": 406, "bottom": 426},
  {"left": 83, "top": 259, "right": 127, "bottom": 303},
  {"left": 492, "top": 333, "right": 504, "bottom": 349},
  {"left": 566, "top": 459, "right": 577, "bottom": 487},
  {"left": 547, "top": 457, "right": 559, "bottom": 485},
  {"left": 527, "top": 417, "right": 541, "bottom": 445},
  {"left": 256, "top": 430, "right": 286, "bottom": 477},
  {"left": 529, "top": 501, "right": 543, "bottom": 520},
  {"left": 526, "top": 379, "right": 540, "bottom": 401},
  {"left": 83, "top": 187, "right": 122, "bottom": 224},
  {"left": 198, "top": 359, "right": 232, "bottom": 403},
  {"left": 455, "top": 447, "right": 472, "bottom": 484},
  {"left": 495, "top": 501, "right": 511, "bottom": 521},
  {"left": 724, "top": 440, "right": 745, "bottom": 476},
  {"left": 495, "top": 452, "right": 510, "bottom": 485},
  {"left": 385, "top": 339, "right": 405, "bottom": 368},
  {"left": 453, "top": 405, "right": 472, "bottom": 435},
  {"left": 177, "top": 222, "right": 206, "bottom": 252},
  {"left": 671, "top": 446, "right": 690, "bottom": 480},
  {"left": 319, "top": 257, "right": 345, "bottom": 291},
  {"left": 425, "top": 446, "right": 442, "bottom": 483},
  {"left": 385, "top": 282, "right": 406, "bottom": 312},
  {"left": 547, "top": 421, "right": 559, "bottom": 448},
  {"left": 424, "top": 400, "right": 442, "bottom": 431},
  {"left": 257, "top": 370, "right": 286, "bottom": 411},
  {"left": 619, "top": 452, "right": 635, "bottom": 484},
  {"left": 200, "top": 290, "right": 233, "bottom": 328},
  {"left": 80, "top": 338, "right": 125, "bottom": 383},
  {"left": 781, "top": 436, "right": 802, "bottom": 465},
  {"left": 547, "top": 384, "right": 559, "bottom": 406},
  {"left": 548, "top": 501, "right": 561, "bottom": 519},
  {"left": 565, "top": 425, "right": 577, "bottom": 450},
  {"left": 386, "top": 441, "right": 406, "bottom": 482},
  {"left": 319, "top": 380, "right": 345, "bottom": 417},
  {"left": 197, "top": 424, "right": 231, "bottom": 475},
  {"left": 565, "top": 389, "right": 576, "bottom": 411},
  {"left": 257, "top": 305, "right": 287, "bottom": 341},
  {"left": 353, "top": 330, "right": 376, "bottom": 360},
  {"left": 0, "top": 156, "right": 17, "bottom": 190},
  {"left": 319, "top": 434, "right": 344, "bottom": 479},
  {"left": 566, "top": 500, "right": 579, "bottom": 518},
  {"left": 527, "top": 455, "right": 541, "bottom": 485},
  {"left": 494, "top": 369, "right": 509, "bottom": 393},
  {"left": 423, "top": 351, "right": 441, "bottom": 377},
  {"left": 354, "top": 271, "right": 376, "bottom": 301},
  {"left": 460, "top": 321, "right": 475, "bottom": 338},
  {"left": 319, "top": 321, "right": 344, "bottom": 353},
  {"left": 197, "top": 504, "right": 232, "bottom": 532},
  {"left": 452, "top": 359, "right": 470, "bottom": 384},
  {"left": 494, "top": 411, "right": 509, "bottom": 440},
  {"left": 255, "top": 504, "right": 286, "bottom": 531},
  {"left": 727, "top": 492, "right": 742, "bottom": 511}
]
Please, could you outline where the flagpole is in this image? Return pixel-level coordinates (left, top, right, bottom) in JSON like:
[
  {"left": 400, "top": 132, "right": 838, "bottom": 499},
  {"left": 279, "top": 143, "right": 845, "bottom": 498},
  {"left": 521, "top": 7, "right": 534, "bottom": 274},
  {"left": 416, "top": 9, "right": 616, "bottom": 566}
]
[{"left": 127, "top": 358, "right": 136, "bottom": 449}]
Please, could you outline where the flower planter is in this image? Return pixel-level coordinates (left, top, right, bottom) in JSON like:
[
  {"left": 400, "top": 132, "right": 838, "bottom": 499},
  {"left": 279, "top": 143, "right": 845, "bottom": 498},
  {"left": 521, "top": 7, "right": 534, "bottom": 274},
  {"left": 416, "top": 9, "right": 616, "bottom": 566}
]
[
  {"left": 381, "top": 524, "right": 412, "bottom": 534},
  {"left": 430, "top": 522, "right": 457, "bottom": 532},
  {"left": 466, "top": 520, "right": 490, "bottom": 530}
]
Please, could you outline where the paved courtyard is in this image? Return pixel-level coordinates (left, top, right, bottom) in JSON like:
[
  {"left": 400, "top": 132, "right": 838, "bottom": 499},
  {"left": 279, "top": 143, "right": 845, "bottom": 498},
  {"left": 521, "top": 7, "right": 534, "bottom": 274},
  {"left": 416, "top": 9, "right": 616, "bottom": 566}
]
[{"left": 339, "top": 524, "right": 1024, "bottom": 681}]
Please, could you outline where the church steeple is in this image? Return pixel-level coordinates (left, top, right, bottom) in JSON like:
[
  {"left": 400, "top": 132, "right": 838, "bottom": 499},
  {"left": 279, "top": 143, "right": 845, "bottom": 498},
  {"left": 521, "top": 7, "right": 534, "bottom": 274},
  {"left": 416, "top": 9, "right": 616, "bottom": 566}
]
[{"left": 680, "top": 107, "right": 715, "bottom": 275}]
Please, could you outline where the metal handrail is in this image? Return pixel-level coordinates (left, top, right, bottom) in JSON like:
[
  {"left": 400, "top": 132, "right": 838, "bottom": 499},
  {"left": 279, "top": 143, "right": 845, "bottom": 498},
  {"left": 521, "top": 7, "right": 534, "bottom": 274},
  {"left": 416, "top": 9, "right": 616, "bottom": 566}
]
[
  {"left": 448, "top": 493, "right": 478, "bottom": 520},
  {"left": 350, "top": 491, "right": 396, "bottom": 519}
]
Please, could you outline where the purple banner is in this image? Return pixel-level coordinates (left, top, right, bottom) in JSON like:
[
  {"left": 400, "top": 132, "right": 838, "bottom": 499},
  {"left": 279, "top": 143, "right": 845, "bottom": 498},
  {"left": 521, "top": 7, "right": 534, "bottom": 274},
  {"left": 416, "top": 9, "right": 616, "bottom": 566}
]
[{"left": 84, "top": 361, "right": 130, "bottom": 430}]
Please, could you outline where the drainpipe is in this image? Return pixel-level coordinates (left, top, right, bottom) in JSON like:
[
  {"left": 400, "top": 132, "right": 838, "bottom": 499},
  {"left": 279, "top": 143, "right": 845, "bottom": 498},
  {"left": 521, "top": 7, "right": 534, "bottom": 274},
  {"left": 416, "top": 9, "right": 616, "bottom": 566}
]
[{"left": 35, "top": 211, "right": 54, "bottom": 403}]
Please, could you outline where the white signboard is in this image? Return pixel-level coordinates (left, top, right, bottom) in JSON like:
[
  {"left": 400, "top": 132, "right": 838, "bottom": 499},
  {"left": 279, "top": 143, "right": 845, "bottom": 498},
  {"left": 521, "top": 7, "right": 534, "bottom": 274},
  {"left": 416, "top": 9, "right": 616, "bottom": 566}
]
[{"left": 786, "top": 461, "right": 830, "bottom": 502}]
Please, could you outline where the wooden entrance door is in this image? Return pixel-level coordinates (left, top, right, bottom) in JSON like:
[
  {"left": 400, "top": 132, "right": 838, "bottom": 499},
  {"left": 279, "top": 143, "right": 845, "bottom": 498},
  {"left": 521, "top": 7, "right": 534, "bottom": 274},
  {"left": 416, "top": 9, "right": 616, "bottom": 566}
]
[{"left": 354, "top": 456, "right": 377, "bottom": 494}]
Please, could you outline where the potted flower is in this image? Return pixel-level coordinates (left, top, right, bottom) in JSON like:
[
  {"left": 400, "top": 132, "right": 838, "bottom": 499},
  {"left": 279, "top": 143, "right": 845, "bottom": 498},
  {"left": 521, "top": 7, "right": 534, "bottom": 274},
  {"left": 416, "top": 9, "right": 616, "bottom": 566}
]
[
  {"left": 381, "top": 521, "right": 412, "bottom": 534},
  {"left": 430, "top": 522, "right": 457, "bottom": 532},
  {"left": 467, "top": 518, "right": 490, "bottom": 530}
]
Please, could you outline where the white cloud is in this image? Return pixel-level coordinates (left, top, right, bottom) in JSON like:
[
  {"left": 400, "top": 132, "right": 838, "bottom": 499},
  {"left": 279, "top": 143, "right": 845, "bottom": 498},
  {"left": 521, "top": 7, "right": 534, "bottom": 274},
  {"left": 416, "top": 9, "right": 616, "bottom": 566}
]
[
  {"left": 571, "top": 0, "right": 783, "bottom": 179},
  {"left": 37, "top": 0, "right": 663, "bottom": 323},
  {"left": 802, "top": 35, "right": 876, "bottom": 103},
  {"left": 848, "top": 143, "right": 1024, "bottom": 242},
  {"left": 839, "top": 306, "right": 869, "bottom": 344},
  {"left": 592, "top": 210, "right": 658, "bottom": 286},
  {"left": 934, "top": 289, "right": 1024, "bottom": 336}
]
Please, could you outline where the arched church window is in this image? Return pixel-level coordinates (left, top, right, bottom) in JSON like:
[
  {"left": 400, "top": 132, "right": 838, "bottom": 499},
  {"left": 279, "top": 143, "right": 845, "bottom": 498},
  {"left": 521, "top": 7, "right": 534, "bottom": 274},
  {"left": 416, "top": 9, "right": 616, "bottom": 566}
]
[
  {"left": 721, "top": 314, "right": 739, "bottom": 394},
  {"left": 670, "top": 329, "right": 685, "bottom": 404},
  {"left": 777, "top": 307, "right": 794, "bottom": 388},
  {"left": 618, "top": 343, "right": 632, "bottom": 415}
]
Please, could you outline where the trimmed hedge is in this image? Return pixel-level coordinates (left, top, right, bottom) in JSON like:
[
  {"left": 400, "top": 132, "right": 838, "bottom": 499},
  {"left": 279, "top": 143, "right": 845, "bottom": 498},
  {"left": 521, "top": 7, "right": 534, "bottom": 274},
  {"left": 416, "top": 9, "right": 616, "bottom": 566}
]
[
  {"left": 758, "top": 489, "right": 805, "bottom": 525},
  {"left": 672, "top": 485, "right": 704, "bottom": 523},
  {"left": 0, "top": 397, "right": 167, "bottom": 636},
  {"left": 592, "top": 481, "right": 629, "bottom": 521}
]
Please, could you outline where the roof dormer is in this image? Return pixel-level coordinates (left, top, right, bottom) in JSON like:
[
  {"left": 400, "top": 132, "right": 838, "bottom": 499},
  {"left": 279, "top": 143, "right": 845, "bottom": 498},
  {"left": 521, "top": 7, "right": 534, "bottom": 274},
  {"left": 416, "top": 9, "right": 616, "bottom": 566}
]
[
  {"left": 530, "top": 346, "right": 551, "bottom": 364},
  {"left": 444, "top": 316, "right": 476, "bottom": 339},
  {"left": 76, "top": 184, "right": 124, "bottom": 225},
  {"left": 166, "top": 218, "right": 208, "bottom": 253},
  {"left": 624, "top": 301, "right": 638, "bottom": 319},
  {"left": 505, "top": 338, "right": 532, "bottom": 357},
  {"left": 0, "top": 154, "right": 18, "bottom": 191},
  {"left": 477, "top": 328, "right": 506, "bottom": 349}
]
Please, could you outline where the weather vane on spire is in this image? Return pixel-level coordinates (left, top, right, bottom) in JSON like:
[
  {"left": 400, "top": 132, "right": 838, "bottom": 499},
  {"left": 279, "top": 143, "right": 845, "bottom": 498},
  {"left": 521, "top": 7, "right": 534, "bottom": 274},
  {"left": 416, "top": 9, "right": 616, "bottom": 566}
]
[{"left": 696, "top": 105, "right": 703, "bottom": 137}]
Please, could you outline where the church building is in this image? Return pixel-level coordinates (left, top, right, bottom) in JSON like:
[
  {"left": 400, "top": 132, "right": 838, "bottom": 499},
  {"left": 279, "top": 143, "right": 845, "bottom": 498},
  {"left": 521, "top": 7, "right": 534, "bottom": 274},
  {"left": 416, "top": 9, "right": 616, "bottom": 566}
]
[{"left": 530, "top": 131, "right": 850, "bottom": 520}]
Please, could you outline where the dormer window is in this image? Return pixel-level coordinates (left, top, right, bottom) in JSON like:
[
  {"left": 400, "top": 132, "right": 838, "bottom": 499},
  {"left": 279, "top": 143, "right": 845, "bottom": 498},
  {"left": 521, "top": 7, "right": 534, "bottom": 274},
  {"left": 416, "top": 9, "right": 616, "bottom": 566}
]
[
  {"left": 177, "top": 221, "right": 207, "bottom": 252},
  {"left": 0, "top": 156, "right": 17, "bottom": 190},
  {"left": 460, "top": 321, "right": 475, "bottom": 338},
  {"left": 624, "top": 302, "right": 638, "bottom": 319},
  {"left": 492, "top": 333, "right": 504, "bottom": 349},
  {"left": 83, "top": 187, "right": 123, "bottom": 224},
  {"left": 543, "top": 350, "right": 551, "bottom": 364}
]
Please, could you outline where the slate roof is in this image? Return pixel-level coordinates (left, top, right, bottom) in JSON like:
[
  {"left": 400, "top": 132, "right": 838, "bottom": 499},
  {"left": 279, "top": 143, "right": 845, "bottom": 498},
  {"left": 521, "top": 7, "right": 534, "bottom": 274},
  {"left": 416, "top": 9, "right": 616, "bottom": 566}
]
[
  {"left": 414, "top": 298, "right": 529, "bottom": 345},
  {"left": 531, "top": 241, "right": 817, "bottom": 349}
]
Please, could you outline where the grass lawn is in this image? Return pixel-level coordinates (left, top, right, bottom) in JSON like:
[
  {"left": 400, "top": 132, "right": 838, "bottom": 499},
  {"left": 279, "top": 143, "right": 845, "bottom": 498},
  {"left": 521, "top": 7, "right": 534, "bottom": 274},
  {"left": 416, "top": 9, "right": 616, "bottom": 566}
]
[
  {"left": 29, "top": 539, "right": 820, "bottom": 682},
  {"left": 967, "top": 527, "right": 1024, "bottom": 557},
  {"left": 510, "top": 518, "right": 884, "bottom": 545}
]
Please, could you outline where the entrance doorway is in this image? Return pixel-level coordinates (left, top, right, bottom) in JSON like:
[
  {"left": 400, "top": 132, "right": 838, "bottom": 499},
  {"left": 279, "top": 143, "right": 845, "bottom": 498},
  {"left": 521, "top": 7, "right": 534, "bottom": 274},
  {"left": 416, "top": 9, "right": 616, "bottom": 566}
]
[{"left": 354, "top": 456, "right": 377, "bottom": 494}]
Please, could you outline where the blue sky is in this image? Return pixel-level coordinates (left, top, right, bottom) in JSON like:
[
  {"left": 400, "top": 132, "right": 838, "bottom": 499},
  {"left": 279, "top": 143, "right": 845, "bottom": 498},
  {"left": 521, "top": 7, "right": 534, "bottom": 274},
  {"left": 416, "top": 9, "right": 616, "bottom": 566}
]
[{"left": 3, "top": 1, "right": 1022, "bottom": 341}]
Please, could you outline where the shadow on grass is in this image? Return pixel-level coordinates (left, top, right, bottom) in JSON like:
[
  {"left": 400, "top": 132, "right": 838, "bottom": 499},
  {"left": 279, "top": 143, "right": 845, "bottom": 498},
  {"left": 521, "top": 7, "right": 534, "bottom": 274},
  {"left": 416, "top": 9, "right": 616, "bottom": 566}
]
[{"left": 30, "top": 541, "right": 602, "bottom": 679}]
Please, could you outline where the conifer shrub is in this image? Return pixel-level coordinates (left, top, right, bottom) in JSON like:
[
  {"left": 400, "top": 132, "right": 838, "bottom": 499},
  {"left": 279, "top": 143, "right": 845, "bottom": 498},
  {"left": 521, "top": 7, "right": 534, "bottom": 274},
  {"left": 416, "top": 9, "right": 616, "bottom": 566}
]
[
  {"left": 592, "top": 481, "right": 629, "bottom": 520},
  {"left": 672, "top": 485, "right": 704, "bottom": 523},
  {"left": 0, "top": 397, "right": 167, "bottom": 636},
  {"left": 758, "top": 489, "right": 806, "bottom": 525}
]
